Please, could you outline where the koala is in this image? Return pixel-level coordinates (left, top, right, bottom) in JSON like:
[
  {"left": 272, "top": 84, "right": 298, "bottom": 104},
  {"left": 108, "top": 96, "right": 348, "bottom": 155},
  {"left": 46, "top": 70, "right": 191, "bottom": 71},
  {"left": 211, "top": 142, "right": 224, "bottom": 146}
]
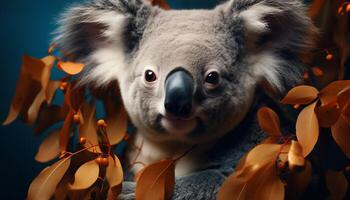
[{"left": 54, "top": 0, "right": 314, "bottom": 199}]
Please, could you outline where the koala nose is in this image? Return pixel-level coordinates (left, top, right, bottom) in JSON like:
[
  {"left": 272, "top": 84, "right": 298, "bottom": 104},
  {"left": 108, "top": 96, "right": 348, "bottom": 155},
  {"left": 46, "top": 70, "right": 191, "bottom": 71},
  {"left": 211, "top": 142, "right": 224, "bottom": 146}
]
[{"left": 164, "top": 68, "right": 194, "bottom": 118}]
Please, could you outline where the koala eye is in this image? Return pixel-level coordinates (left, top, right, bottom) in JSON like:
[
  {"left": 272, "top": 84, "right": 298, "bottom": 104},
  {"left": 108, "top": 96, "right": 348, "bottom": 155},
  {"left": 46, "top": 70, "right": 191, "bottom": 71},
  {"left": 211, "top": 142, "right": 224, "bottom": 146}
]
[
  {"left": 145, "top": 70, "right": 157, "bottom": 82},
  {"left": 205, "top": 71, "right": 221, "bottom": 88}
]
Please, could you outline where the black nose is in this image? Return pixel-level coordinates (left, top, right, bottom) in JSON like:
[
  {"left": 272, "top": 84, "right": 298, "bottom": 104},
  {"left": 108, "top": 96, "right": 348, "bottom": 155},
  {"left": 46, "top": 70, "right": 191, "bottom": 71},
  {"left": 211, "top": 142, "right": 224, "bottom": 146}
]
[{"left": 164, "top": 68, "right": 194, "bottom": 118}]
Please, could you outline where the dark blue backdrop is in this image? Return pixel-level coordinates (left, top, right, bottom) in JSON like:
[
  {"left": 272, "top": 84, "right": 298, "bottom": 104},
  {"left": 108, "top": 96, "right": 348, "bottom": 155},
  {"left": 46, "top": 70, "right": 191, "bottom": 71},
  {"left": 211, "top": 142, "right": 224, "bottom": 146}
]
[{"left": 0, "top": 0, "right": 221, "bottom": 199}]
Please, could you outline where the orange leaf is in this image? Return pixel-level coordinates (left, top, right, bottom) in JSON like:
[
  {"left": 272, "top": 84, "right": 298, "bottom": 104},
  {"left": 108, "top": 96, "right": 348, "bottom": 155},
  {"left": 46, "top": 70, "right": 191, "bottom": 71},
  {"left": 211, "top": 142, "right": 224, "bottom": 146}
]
[
  {"left": 2, "top": 104, "right": 22, "bottom": 126},
  {"left": 342, "top": 100, "right": 350, "bottom": 118},
  {"left": 22, "top": 55, "right": 50, "bottom": 82},
  {"left": 134, "top": 167, "right": 147, "bottom": 182},
  {"left": 46, "top": 81, "right": 61, "bottom": 104},
  {"left": 281, "top": 85, "right": 319, "bottom": 105},
  {"left": 279, "top": 143, "right": 291, "bottom": 164},
  {"left": 105, "top": 98, "right": 128, "bottom": 145},
  {"left": 27, "top": 90, "right": 46, "bottom": 124},
  {"left": 150, "top": 0, "right": 171, "bottom": 10},
  {"left": 235, "top": 144, "right": 280, "bottom": 180},
  {"left": 40, "top": 55, "right": 56, "bottom": 87},
  {"left": 26, "top": 56, "right": 56, "bottom": 124},
  {"left": 308, "top": 0, "right": 326, "bottom": 19},
  {"left": 136, "top": 159, "right": 175, "bottom": 200},
  {"left": 338, "top": 87, "right": 350, "bottom": 108},
  {"left": 59, "top": 110, "right": 74, "bottom": 152},
  {"left": 326, "top": 171, "right": 349, "bottom": 200},
  {"left": 217, "top": 163, "right": 284, "bottom": 200},
  {"left": 288, "top": 140, "right": 305, "bottom": 170},
  {"left": 257, "top": 107, "right": 282, "bottom": 137},
  {"left": 79, "top": 103, "right": 101, "bottom": 153},
  {"left": 35, "top": 130, "right": 60, "bottom": 163},
  {"left": 34, "top": 105, "right": 68, "bottom": 134},
  {"left": 63, "top": 82, "right": 85, "bottom": 111},
  {"left": 58, "top": 61, "right": 85, "bottom": 75},
  {"left": 331, "top": 114, "right": 350, "bottom": 158},
  {"left": 320, "top": 80, "right": 350, "bottom": 105},
  {"left": 63, "top": 83, "right": 72, "bottom": 108},
  {"left": 216, "top": 171, "right": 248, "bottom": 200},
  {"left": 106, "top": 155, "right": 123, "bottom": 187},
  {"left": 296, "top": 102, "right": 319, "bottom": 157},
  {"left": 70, "top": 84, "right": 85, "bottom": 111},
  {"left": 41, "top": 55, "right": 56, "bottom": 67},
  {"left": 27, "top": 157, "right": 71, "bottom": 200},
  {"left": 315, "top": 101, "right": 341, "bottom": 127},
  {"left": 3, "top": 56, "right": 45, "bottom": 125},
  {"left": 70, "top": 159, "right": 100, "bottom": 190},
  {"left": 246, "top": 164, "right": 284, "bottom": 200},
  {"left": 3, "top": 55, "right": 56, "bottom": 125}
]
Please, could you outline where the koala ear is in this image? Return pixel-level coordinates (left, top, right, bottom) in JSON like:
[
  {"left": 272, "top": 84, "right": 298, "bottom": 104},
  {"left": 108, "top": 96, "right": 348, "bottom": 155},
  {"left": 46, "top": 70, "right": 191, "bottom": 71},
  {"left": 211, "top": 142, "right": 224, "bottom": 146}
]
[
  {"left": 222, "top": 0, "right": 316, "bottom": 95},
  {"left": 226, "top": 0, "right": 315, "bottom": 52},
  {"left": 54, "top": 0, "right": 154, "bottom": 86}
]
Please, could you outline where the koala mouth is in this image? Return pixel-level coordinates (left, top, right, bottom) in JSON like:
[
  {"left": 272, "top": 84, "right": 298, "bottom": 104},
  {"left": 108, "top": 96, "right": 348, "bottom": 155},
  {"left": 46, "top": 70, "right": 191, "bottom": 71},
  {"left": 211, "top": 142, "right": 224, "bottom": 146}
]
[{"left": 160, "top": 115, "right": 198, "bottom": 135}]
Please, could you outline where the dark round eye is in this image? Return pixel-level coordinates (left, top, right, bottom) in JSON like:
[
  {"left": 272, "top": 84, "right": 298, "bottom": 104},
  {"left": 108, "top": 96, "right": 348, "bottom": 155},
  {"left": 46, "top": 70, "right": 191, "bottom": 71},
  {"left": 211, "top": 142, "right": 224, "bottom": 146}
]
[
  {"left": 205, "top": 71, "right": 220, "bottom": 86},
  {"left": 145, "top": 70, "right": 157, "bottom": 82}
]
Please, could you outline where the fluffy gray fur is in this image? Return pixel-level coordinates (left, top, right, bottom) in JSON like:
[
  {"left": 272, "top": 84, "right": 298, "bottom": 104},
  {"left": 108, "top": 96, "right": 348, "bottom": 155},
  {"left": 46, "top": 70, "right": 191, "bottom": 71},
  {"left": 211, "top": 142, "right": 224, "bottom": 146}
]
[{"left": 54, "top": 0, "right": 315, "bottom": 199}]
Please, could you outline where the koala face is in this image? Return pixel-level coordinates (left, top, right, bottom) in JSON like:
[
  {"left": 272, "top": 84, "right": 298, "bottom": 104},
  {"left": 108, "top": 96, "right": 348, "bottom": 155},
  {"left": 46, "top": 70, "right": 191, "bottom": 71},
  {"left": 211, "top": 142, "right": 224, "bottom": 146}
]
[
  {"left": 55, "top": 0, "right": 314, "bottom": 144},
  {"left": 122, "top": 9, "right": 255, "bottom": 144}
]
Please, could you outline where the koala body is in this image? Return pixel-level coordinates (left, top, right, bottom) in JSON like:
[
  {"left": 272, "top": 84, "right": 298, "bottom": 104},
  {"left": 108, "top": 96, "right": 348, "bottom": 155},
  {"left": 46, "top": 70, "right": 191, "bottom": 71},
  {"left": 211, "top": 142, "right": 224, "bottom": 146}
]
[{"left": 55, "top": 0, "right": 314, "bottom": 199}]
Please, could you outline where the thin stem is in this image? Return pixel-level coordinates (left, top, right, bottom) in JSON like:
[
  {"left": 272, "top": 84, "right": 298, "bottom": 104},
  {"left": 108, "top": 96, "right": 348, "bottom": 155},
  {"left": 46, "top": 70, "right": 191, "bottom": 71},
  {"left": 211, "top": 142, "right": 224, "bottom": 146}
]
[
  {"left": 128, "top": 139, "right": 145, "bottom": 170},
  {"left": 62, "top": 143, "right": 110, "bottom": 159},
  {"left": 173, "top": 145, "right": 197, "bottom": 162}
]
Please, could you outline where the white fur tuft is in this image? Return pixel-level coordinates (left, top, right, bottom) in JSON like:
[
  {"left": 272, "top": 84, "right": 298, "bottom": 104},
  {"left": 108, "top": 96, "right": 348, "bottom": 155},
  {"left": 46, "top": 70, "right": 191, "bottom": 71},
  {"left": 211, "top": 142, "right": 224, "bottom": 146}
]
[
  {"left": 249, "top": 52, "right": 283, "bottom": 91},
  {"left": 239, "top": 3, "right": 281, "bottom": 33},
  {"left": 92, "top": 11, "right": 126, "bottom": 39},
  {"left": 80, "top": 46, "right": 127, "bottom": 86},
  {"left": 78, "top": 11, "right": 128, "bottom": 86}
]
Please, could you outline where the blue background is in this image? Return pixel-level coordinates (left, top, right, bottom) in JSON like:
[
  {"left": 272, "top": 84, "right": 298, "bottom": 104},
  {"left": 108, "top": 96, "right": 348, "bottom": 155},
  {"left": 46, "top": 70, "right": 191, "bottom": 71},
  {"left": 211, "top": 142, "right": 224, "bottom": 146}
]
[{"left": 0, "top": 0, "right": 220, "bottom": 199}]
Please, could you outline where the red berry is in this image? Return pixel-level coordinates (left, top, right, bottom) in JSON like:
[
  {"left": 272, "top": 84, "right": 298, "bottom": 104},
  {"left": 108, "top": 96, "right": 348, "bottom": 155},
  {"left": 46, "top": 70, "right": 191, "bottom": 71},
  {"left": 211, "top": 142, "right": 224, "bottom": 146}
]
[
  {"left": 346, "top": 4, "right": 350, "bottom": 12},
  {"left": 293, "top": 104, "right": 301, "bottom": 109},
  {"left": 326, "top": 54, "right": 333, "bottom": 61},
  {"left": 79, "top": 137, "right": 86, "bottom": 145},
  {"left": 338, "top": 7, "right": 344, "bottom": 14},
  {"left": 101, "top": 157, "right": 109, "bottom": 166},
  {"left": 59, "top": 82, "right": 68, "bottom": 90},
  {"left": 96, "top": 156, "right": 109, "bottom": 166},
  {"left": 312, "top": 67, "right": 324, "bottom": 77},
  {"left": 97, "top": 119, "right": 107, "bottom": 127},
  {"left": 73, "top": 114, "right": 81, "bottom": 123},
  {"left": 96, "top": 156, "right": 103, "bottom": 164}
]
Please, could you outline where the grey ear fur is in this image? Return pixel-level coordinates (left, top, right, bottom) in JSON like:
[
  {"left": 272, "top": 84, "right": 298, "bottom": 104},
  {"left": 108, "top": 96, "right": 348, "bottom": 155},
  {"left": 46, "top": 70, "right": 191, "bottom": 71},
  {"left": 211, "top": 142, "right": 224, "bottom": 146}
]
[
  {"left": 53, "top": 0, "right": 153, "bottom": 86},
  {"left": 222, "top": 0, "right": 317, "bottom": 95},
  {"left": 225, "top": 0, "right": 316, "bottom": 52}
]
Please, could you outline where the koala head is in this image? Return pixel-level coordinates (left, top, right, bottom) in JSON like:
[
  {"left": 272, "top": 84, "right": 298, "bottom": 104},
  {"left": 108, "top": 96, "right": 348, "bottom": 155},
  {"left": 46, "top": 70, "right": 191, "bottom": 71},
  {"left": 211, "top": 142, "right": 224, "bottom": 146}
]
[{"left": 55, "top": 0, "right": 314, "bottom": 144}]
